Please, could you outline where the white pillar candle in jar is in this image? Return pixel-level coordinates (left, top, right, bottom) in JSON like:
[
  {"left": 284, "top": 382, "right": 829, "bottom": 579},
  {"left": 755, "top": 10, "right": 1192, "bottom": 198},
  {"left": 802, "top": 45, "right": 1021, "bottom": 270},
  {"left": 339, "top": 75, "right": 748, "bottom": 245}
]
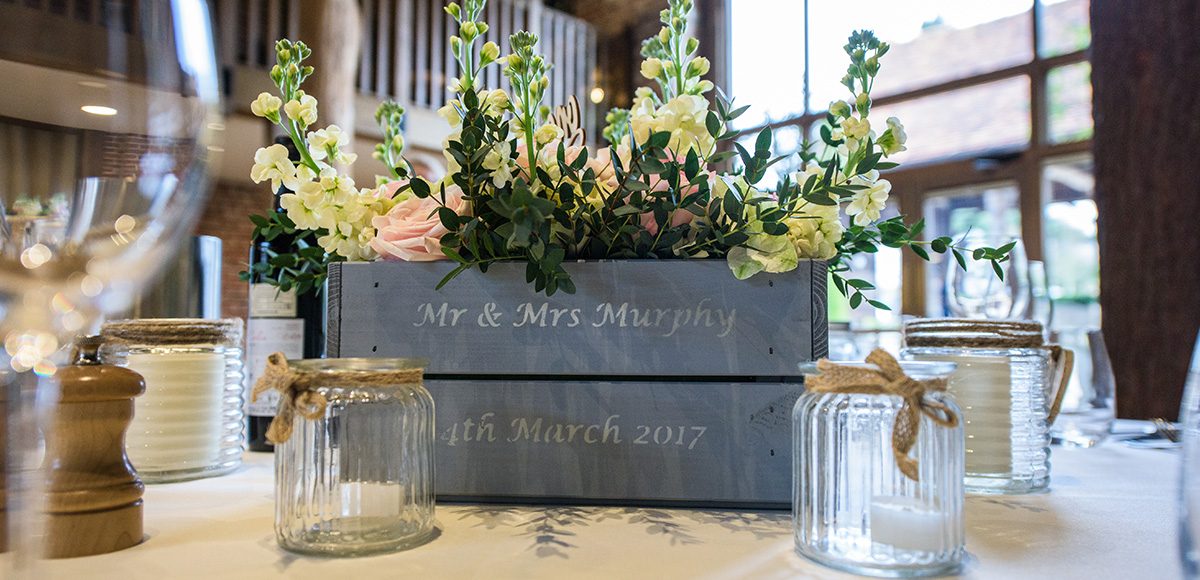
[{"left": 102, "top": 318, "right": 245, "bottom": 484}]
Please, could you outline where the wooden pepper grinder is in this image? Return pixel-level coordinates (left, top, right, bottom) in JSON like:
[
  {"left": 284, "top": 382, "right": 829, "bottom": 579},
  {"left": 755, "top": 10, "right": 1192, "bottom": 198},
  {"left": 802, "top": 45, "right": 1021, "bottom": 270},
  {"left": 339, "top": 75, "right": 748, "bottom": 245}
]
[{"left": 44, "top": 336, "right": 146, "bottom": 558}]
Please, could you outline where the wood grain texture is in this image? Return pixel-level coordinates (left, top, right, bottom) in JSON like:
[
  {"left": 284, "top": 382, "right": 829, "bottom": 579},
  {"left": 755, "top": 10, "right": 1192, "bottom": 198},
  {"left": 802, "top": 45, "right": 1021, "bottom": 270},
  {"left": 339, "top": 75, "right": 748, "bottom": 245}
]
[
  {"left": 43, "top": 362, "right": 145, "bottom": 558},
  {"left": 329, "top": 260, "right": 825, "bottom": 377},
  {"left": 1092, "top": 1, "right": 1200, "bottom": 419},
  {"left": 427, "top": 379, "right": 802, "bottom": 508}
]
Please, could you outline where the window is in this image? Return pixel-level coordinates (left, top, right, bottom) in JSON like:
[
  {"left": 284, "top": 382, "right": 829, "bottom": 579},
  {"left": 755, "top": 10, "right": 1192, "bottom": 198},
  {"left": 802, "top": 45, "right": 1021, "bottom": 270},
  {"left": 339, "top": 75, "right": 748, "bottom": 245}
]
[
  {"left": 727, "top": 0, "right": 1093, "bottom": 322},
  {"left": 922, "top": 184, "right": 1022, "bottom": 316},
  {"left": 1041, "top": 155, "right": 1099, "bottom": 330}
]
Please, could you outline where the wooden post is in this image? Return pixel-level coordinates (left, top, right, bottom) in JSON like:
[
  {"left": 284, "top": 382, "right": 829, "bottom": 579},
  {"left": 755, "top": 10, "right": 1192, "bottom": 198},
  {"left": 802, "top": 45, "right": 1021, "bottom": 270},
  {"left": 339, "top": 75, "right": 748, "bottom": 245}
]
[
  {"left": 1092, "top": 1, "right": 1200, "bottom": 419},
  {"left": 298, "top": 0, "right": 362, "bottom": 161}
]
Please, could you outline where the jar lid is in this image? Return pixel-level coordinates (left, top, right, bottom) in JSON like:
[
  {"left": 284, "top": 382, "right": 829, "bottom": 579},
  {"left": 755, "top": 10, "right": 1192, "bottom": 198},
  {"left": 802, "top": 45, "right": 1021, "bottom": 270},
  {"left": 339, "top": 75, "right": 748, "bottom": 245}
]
[
  {"left": 903, "top": 318, "right": 1045, "bottom": 349},
  {"left": 101, "top": 318, "right": 243, "bottom": 346},
  {"left": 799, "top": 359, "right": 957, "bottom": 380}
]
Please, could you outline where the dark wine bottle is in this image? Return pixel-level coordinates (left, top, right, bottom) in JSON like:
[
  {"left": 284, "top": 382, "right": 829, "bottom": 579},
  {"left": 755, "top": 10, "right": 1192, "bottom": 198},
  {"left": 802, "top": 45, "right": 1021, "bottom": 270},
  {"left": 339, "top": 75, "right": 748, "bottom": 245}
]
[{"left": 245, "top": 136, "right": 326, "bottom": 452}]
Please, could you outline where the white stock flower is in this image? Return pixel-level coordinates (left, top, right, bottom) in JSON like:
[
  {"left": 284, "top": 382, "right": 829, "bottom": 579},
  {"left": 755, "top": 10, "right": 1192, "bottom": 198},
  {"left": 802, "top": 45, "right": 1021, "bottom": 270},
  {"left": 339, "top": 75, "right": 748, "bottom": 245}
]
[
  {"left": 641, "top": 58, "right": 664, "bottom": 80},
  {"left": 535, "top": 123, "right": 564, "bottom": 145},
  {"left": 630, "top": 94, "right": 714, "bottom": 155},
  {"left": 486, "top": 88, "right": 511, "bottom": 110},
  {"left": 283, "top": 94, "right": 318, "bottom": 127},
  {"left": 306, "top": 125, "right": 357, "bottom": 164},
  {"left": 249, "top": 144, "right": 296, "bottom": 191},
  {"left": 482, "top": 141, "right": 514, "bottom": 187},
  {"left": 846, "top": 171, "right": 891, "bottom": 226},
  {"left": 841, "top": 116, "right": 870, "bottom": 141},
  {"left": 879, "top": 116, "right": 908, "bottom": 156},
  {"left": 250, "top": 92, "right": 282, "bottom": 119},
  {"left": 438, "top": 102, "right": 463, "bottom": 128}
]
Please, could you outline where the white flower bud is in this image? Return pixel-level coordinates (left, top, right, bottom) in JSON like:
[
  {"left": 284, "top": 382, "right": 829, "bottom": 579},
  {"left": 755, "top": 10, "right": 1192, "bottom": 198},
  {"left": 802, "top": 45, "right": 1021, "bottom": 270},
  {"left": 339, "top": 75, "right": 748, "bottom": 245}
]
[
  {"left": 480, "top": 41, "right": 500, "bottom": 62},
  {"left": 640, "top": 58, "right": 664, "bottom": 80},
  {"left": 658, "top": 27, "right": 670, "bottom": 43},
  {"left": 829, "top": 100, "right": 852, "bottom": 118},
  {"left": 688, "top": 56, "right": 710, "bottom": 77},
  {"left": 461, "top": 21, "right": 478, "bottom": 39}
]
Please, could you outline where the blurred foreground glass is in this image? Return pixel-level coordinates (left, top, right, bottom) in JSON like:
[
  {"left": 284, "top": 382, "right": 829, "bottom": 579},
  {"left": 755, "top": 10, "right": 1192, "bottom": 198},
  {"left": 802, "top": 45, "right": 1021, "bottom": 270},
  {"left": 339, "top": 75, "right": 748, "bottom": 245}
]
[
  {"left": 1051, "top": 329, "right": 1115, "bottom": 447},
  {"left": 0, "top": 1, "right": 221, "bottom": 572},
  {"left": 1179, "top": 331, "right": 1200, "bottom": 578}
]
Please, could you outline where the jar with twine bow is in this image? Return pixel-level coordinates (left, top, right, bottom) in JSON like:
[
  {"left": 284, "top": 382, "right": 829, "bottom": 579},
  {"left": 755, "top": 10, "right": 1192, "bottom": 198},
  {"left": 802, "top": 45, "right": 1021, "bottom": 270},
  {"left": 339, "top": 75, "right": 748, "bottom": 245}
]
[
  {"left": 251, "top": 353, "right": 435, "bottom": 556},
  {"left": 794, "top": 349, "right": 965, "bottom": 578},
  {"left": 900, "top": 318, "right": 1073, "bottom": 494}
]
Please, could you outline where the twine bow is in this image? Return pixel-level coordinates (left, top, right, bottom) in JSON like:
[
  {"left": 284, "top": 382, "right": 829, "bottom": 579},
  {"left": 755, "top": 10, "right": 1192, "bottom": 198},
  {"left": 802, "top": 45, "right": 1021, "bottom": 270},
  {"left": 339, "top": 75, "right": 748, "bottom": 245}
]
[
  {"left": 806, "top": 349, "right": 959, "bottom": 481},
  {"left": 251, "top": 353, "right": 329, "bottom": 444}
]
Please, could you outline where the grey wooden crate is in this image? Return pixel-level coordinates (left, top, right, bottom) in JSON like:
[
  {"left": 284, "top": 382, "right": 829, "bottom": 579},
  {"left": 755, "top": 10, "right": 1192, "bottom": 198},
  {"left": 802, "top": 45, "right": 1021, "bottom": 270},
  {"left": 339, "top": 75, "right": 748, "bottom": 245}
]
[
  {"left": 326, "top": 259, "right": 828, "bottom": 507},
  {"left": 328, "top": 260, "right": 827, "bottom": 376}
]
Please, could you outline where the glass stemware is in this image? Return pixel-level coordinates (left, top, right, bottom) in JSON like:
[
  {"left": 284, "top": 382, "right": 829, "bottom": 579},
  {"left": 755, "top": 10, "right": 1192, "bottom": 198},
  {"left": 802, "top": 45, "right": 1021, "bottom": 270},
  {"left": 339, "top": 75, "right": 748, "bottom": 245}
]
[
  {"left": 0, "top": 1, "right": 221, "bottom": 572},
  {"left": 945, "top": 237, "right": 1030, "bottom": 319},
  {"left": 1179, "top": 331, "right": 1200, "bottom": 579}
]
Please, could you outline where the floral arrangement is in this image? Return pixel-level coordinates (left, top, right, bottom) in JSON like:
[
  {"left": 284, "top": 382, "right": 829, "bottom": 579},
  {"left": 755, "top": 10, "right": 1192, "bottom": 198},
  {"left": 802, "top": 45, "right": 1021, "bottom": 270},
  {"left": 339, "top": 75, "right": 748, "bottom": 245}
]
[{"left": 244, "top": 0, "right": 1011, "bottom": 305}]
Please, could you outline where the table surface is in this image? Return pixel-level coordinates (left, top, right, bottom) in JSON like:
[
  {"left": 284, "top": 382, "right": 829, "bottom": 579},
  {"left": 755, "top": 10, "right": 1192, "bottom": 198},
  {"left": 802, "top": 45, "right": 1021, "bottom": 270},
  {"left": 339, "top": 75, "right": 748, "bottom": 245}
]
[{"left": 32, "top": 429, "right": 1181, "bottom": 580}]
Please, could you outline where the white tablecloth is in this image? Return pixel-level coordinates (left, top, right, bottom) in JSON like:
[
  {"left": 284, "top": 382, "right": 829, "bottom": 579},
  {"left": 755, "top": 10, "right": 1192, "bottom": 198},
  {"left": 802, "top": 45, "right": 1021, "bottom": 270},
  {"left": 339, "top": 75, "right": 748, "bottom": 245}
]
[{"left": 34, "top": 437, "right": 1181, "bottom": 579}]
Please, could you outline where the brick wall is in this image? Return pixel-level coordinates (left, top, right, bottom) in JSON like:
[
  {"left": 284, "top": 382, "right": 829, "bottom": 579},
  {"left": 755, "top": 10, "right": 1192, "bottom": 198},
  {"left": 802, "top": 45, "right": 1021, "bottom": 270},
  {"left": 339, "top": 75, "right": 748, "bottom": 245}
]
[{"left": 193, "top": 179, "right": 273, "bottom": 321}]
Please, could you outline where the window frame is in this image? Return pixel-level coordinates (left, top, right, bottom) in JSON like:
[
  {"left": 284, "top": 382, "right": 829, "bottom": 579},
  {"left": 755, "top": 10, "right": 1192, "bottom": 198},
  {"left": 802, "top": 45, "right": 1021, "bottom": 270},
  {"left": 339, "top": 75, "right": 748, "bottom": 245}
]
[{"left": 728, "top": 0, "right": 1093, "bottom": 317}]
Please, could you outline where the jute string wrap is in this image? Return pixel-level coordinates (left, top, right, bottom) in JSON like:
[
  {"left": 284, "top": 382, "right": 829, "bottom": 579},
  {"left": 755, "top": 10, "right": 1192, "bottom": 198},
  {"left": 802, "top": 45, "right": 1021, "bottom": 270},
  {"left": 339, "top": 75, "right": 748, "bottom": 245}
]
[
  {"left": 903, "top": 318, "right": 1074, "bottom": 424},
  {"left": 806, "top": 349, "right": 959, "bottom": 481},
  {"left": 251, "top": 353, "right": 425, "bottom": 444},
  {"left": 100, "top": 318, "right": 243, "bottom": 346}
]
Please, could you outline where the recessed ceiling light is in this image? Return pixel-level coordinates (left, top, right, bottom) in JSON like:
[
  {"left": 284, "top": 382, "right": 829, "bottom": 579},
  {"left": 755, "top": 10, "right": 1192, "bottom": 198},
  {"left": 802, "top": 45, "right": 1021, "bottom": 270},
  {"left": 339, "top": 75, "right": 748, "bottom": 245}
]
[
  {"left": 589, "top": 87, "right": 605, "bottom": 104},
  {"left": 81, "top": 105, "right": 117, "bottom": 116}
]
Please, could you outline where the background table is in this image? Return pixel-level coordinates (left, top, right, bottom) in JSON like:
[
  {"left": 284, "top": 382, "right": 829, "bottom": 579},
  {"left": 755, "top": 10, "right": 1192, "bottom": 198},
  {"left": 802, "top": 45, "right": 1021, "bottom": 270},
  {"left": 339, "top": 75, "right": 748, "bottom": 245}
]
[{"left": 36, "top": 432, "right": 1181, "bottom": 579}]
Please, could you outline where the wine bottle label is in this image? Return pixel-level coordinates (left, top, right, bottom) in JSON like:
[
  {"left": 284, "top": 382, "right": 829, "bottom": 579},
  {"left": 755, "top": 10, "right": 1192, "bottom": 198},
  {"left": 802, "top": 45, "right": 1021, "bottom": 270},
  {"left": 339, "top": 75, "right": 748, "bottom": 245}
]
[
  {"left": 245, "top": 318, "right": 305, "bottom": 417},
  {"left": 249, "top": 284, "right": 298, "bottom": 318}
]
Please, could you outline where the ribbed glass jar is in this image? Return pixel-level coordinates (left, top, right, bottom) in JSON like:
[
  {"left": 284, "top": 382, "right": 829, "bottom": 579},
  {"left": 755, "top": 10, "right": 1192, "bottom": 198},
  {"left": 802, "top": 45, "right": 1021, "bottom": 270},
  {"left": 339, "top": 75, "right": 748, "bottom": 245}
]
[
  {"left": 901, "top": 347, "right": 1051, "bottom": 494},
  {"left": 794, "top": 361, "right": 964, "bottom": 578},
  {"left": 101, "top": 318, "right": 244, "bottom": 483},
  {"left": 274, "top": 358, "right": 434, "bottom": 556}
]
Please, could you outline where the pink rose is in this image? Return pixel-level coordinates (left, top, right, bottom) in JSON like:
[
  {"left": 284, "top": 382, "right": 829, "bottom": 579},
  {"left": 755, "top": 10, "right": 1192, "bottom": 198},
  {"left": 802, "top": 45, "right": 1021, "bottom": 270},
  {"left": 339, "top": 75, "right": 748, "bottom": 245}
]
[
  {"left": 637, "top": 152, "right": 712, "bottom": 236},
  {"left": 370, "top": 181, "right": 470, "bottom": 261}
]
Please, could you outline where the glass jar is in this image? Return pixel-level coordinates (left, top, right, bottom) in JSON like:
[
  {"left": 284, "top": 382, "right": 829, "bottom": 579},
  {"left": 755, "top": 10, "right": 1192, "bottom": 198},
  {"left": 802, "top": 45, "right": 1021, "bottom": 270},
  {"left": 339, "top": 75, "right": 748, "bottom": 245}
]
[
  {"left": 272, "top": 358, "right": 434, "bottom": 556},
  {"left": 795, "top": 360, "right": 965, "bottom": 578},
  {"left": 900, "top": 319, "right": 1071, "bottom": 494},
  {"left": 101, "top": 318, "right": 244, "bottom": 483}
]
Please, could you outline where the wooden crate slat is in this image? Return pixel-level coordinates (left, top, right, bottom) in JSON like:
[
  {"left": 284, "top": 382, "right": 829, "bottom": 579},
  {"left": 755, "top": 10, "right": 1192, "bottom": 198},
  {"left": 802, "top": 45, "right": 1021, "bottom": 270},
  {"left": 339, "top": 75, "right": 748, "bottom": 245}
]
[{"left": 328, "top": 260, "right": 825, "bottom": 377}]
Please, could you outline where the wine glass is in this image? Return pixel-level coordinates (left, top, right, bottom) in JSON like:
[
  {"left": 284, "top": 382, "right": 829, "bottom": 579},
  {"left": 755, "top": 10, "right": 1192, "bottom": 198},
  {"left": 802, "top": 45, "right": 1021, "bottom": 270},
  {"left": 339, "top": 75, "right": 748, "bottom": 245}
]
[
  {"left": 945, "top": 237, "right": 1030, "bottom": 319},
  {"left": 1179, "top": 331, "right": 1200, "bottom": 578},
  {"left": 0, "top": 1, "right": 221, "bottom": 571}
]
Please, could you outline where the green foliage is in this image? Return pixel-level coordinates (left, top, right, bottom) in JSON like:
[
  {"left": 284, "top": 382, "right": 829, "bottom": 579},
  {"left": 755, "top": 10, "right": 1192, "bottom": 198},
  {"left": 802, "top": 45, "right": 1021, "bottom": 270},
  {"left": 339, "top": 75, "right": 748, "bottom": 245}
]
[{"left": 238, "top": 210, "right": 340, "bottom": 296}]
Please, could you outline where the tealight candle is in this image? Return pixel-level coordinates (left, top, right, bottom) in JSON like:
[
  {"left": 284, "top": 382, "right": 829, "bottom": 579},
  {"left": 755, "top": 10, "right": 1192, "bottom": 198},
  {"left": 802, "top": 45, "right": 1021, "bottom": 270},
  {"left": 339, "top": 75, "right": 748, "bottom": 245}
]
[
  {"left": 795, "top": 353, "right": 965, "bottom": 578},
  {"left": 870, "top": 496, "right": 948, "bottom": 553}
]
